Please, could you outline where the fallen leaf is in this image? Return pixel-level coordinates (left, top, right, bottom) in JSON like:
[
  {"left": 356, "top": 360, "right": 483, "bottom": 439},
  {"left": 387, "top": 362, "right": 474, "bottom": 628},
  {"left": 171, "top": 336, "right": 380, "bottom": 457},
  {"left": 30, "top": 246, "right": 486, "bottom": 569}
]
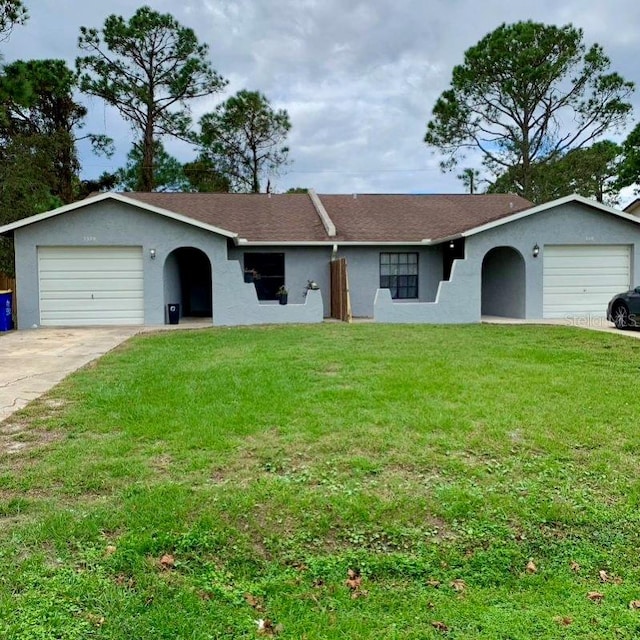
[
  {"left": 105, "top": 545, "right": 117, "bottom": 556},
  {"left": 570, "top": 561, "right": 581, "bottom": 572},
  {"left": 599, "top": 570, "right": 622, "bottom": 584},
  {"left": 345, "top": 568, "right": 362, "bottom": 591},
  {"left": 450, "top": 579, "right": 467, "bottom": 592},
  {"left": 431, "top": 621, "right": 449, "bottom": 632},
  {"left": 244, "top": 592, "right": 263, "bottom": 610},
  {"left": 630, "top": 600, "right": 640, "bottom": 610},
  {"left": 256, "top": 619, "right": 282, "bottom": 636},
  {"left": 159, "top": 554, "right": 175, "bottom": 569},
  {"left": 587, "top": 591, "right": 604, "bottom": 603},
  {"left": 426, "top": 579, "right": 441, "bottom": 588},
  {"left": 553, "top": 616, "right": 573, "bottom": 626},
  {"left": 114, "top": 573, "right": 135, "bottom": 588},
  {"left": 526, "top": 560, "right": 537, "bottom": 574}
]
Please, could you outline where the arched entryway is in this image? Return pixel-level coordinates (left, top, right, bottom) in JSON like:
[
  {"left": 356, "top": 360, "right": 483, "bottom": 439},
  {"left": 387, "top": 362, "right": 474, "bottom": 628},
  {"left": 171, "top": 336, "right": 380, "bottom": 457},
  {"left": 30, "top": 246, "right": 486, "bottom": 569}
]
[
  {"left": 164, "top": 248, "right": 212, "bottom": 319},
  {"left": 481, "top": 247, "right": 526, "bottom": 318}
]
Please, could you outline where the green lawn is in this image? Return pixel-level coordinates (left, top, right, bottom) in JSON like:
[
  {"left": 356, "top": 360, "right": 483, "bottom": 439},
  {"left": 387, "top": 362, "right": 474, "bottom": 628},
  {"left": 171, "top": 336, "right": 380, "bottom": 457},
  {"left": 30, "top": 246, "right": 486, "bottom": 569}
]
[{"left": 2, "top": 323, "right": 640, "bottom": 639}]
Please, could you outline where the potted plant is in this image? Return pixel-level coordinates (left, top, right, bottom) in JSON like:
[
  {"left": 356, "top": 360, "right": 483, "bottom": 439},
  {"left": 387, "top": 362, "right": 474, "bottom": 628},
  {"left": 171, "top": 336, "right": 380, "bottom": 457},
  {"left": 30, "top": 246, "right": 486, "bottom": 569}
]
[{"left": 276, "top": 285, "right": 288, "bottom": 305}]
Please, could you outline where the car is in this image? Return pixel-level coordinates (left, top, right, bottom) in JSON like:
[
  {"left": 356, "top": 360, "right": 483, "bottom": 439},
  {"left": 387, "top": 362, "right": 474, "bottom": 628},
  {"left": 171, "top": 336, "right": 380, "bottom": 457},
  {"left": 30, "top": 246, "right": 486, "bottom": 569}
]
[{"left": 607, "top": 287, "right": 640, "bottom": 329}]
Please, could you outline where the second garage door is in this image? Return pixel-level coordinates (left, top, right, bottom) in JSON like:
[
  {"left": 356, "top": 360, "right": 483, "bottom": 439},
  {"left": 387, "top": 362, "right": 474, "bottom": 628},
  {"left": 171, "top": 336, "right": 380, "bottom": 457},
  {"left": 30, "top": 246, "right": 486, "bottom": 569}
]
[
  {"left": 38, "top": 246, "right": 144, "bottom": 326},
  {"left": 543, "top": 245, "right": 630, "bottom": 319}
]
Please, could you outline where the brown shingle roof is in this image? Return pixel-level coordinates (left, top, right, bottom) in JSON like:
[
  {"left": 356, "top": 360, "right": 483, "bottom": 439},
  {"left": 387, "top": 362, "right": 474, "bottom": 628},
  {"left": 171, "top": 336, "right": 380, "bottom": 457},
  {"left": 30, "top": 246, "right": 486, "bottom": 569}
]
[
  {"left": 124, "top": 192, "right": 328, "bottom": 242},
  {"left": 321, "top": 194, "right": 532, "bottom": 242},
  {"left": 122, "top": 192, "right": 532, "bottom": 243}
]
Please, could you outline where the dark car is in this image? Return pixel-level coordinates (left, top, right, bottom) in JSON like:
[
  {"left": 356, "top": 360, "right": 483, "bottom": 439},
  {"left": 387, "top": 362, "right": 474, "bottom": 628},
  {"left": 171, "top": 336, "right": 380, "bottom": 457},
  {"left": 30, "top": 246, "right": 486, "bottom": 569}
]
[{"left": 607, "top": 287, "right": 640, "bottom": 329}]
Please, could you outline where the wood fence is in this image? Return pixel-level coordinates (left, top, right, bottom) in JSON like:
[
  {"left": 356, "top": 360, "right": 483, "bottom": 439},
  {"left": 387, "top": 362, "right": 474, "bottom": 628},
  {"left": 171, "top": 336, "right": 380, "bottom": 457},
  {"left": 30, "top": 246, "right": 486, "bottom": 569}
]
[
  {"left": 330, "top": 258, "right": 352, "bottom": 322},
  {"left": 0, "top": 273, "right": 16, "bottom": 318}
]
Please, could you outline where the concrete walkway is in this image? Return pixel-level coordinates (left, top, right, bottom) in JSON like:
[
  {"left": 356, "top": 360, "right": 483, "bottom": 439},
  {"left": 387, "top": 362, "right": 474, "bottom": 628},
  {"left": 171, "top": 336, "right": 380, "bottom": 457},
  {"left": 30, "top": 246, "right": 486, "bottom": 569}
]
[
  {"left": 482, "top": 315, "right": 640, "bottom": 338},
  {"left": 0, "top": 327, "right": 140, "bottom": 422},
  {"left": 0, "top": 320, "right": 212, "bottom": 423}
]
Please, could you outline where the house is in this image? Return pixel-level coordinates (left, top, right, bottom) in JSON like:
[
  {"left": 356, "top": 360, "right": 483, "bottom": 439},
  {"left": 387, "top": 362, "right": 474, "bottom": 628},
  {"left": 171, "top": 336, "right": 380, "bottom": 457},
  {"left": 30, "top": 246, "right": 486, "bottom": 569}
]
[{"left": 1, "top": 190, "right": 639, "bottom": 328}]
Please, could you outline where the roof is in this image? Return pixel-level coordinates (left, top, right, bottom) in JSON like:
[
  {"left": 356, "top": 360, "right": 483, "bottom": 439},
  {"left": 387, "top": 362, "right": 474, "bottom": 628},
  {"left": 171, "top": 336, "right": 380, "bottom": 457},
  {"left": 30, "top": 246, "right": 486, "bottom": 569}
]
[
  {"left": 125, "top": 192, "right": 328, "bottom": 242},
  {"left": 319, "top": 193, "right": 531, "bottom": 242},
  {"left": 101, "top": 192, "right": 535, "bottom": 244},
  {"left": 624, "top": 198, "right": 640, "bottom": 215},
  {"left": 2, "top": 190, "right": 638, "bottom": 245}
]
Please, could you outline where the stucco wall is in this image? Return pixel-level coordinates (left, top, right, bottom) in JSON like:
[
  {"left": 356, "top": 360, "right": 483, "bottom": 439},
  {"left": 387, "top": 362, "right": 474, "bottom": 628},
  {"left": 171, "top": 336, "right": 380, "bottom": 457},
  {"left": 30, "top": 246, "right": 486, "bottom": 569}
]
[
  {"left": 228, "top": 245, "right": 332, "bottom": 316},
  {"left": 472, "top": 202, "right": 640, "bottom": 320},
  {"left": 337, "top": 246, "right": 443, "bottom": 317},
  {"left": 13, "top": 201, "right": 323, "bottom": 327},
  {"left": 375, "top": 202, "right": 640, "bottom": 323},
  {"left": 481, "top": 247, "right": 526, "bottom": 318}
]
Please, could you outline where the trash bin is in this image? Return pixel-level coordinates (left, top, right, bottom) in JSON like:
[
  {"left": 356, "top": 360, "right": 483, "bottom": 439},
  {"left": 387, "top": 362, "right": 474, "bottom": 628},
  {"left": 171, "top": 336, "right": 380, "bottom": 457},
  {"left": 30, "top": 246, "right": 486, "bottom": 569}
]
[
  {"left": 167, "top": 303, "right": 180, "bottom": 325},
  {"left": 0, "top": 290, "right": 13, "bottom": 332}
]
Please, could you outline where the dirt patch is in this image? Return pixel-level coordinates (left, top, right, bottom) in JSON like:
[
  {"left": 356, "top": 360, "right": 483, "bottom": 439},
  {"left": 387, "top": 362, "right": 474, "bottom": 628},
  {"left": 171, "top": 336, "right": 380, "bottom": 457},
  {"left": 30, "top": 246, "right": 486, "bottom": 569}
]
[
  {"left": 149, "top": 453, "right": 174, "bottom": 472},
  {"left": 0, "top": 419, "right": 64, "bottom": 458}
]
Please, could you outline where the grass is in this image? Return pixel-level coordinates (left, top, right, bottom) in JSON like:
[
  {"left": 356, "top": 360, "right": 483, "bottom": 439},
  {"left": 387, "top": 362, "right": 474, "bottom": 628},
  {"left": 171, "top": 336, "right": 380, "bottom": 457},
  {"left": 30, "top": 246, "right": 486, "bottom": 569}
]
[{"left": 2, "top": 323, "right": 640, "bottom": 638}]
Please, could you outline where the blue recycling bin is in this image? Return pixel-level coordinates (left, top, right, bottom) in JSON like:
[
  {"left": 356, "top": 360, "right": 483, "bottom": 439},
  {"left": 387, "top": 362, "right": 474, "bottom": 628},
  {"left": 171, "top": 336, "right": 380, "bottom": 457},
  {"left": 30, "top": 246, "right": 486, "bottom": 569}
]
[{"left": 0, "top": 290, "right": 13, "bottom": 331}]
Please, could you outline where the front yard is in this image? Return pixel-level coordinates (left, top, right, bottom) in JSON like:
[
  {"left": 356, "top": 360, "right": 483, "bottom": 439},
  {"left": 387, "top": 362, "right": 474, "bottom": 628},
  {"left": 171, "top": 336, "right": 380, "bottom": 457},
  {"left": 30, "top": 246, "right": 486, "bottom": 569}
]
[{"left": 1, "top": 324, "right": 640, "bottom": 638}]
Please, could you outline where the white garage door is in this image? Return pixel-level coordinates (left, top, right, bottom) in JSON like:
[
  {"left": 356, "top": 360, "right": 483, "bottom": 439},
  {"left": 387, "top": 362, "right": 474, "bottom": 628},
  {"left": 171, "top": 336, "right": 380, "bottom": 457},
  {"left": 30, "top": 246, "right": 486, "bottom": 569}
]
[
  {"left": 543, "top": 245, "right": 630, "bottom": 319},
  {"left": 38, "top": 246, "right": 144, "bottom": 326}
]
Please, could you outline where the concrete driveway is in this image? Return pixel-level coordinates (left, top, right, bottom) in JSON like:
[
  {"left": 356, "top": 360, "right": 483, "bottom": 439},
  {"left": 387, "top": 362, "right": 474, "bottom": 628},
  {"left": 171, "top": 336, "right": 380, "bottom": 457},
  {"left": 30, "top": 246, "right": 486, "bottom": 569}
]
[{"left": 0, "top": 327, "right": 140, "bottom": 422}]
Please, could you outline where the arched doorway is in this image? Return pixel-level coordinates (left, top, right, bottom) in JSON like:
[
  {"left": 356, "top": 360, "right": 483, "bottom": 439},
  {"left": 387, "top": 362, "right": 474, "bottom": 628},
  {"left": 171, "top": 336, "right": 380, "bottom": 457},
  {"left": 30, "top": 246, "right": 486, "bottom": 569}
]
[
  {"left": 481, "top": 247, "right": 525, "bottom": 318},
  {"left": 164, "top": 248, "right": 212, "bottom": 319}
]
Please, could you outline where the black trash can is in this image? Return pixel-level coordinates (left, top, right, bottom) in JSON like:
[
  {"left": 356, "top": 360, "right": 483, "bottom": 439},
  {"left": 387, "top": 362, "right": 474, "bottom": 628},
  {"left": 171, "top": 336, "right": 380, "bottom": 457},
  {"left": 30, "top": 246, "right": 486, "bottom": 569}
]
[
  {"left": 0, "top": 290, "right": 13, "bottom": 332},
  {"left": 167, "top": 303, "right": 180, "bottom": 325}
]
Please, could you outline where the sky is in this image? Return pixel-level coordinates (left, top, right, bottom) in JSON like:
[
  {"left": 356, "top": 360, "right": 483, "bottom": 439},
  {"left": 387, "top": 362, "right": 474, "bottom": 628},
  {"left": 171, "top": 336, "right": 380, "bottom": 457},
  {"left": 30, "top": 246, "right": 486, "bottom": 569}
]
[{"left": 3, "top": 0, "right": 640, "bottom": 197}]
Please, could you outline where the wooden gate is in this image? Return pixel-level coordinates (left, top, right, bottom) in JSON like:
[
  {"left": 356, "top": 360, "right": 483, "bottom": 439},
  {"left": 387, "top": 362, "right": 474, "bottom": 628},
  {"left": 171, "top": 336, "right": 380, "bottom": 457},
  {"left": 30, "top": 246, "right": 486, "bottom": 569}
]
[{"left": 330, "top": 258, "right": 352, "bottom": 322}]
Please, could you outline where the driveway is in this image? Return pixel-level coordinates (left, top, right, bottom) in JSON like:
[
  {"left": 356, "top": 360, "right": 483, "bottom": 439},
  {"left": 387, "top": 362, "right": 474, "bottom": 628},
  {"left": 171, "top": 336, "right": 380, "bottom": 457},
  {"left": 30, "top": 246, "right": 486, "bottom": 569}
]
[
  {"left": 483, "top": 315, "right": 640, "bottom": 338},
  {"left": 0, "top": 327, "right": 140, "bottom": 422}
]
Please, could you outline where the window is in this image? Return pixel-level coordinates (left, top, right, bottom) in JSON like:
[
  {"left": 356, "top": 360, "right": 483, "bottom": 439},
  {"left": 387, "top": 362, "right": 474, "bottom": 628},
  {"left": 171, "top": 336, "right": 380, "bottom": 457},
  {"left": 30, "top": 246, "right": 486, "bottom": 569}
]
[
  {"left": 380, "top": 252, "right": 418, "bottom": 299},
  {"left": 243, "top": 253, "right": 285, "bottom": 300}
]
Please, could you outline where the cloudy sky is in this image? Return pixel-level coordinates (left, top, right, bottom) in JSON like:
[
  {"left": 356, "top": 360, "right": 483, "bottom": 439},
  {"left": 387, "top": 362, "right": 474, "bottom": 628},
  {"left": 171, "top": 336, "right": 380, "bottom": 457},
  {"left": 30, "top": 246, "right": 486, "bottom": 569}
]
[{"left": 3, "top": 0, "right": 640, "bottom": 195}]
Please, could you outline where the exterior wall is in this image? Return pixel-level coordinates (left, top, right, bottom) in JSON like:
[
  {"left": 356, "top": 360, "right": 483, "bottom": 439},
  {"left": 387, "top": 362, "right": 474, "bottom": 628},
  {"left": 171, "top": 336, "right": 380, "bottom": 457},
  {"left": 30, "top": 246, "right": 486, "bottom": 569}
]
[
  {"left": 163, "top": 251, "right": 181, "bottom": 321},
  {"left": 228, "top": 245, "right": 332, "bottom": 316},
  {"left": 375, "top": 256, "right": 478, "bottom": 323},
  {"left": 375, "top": 202, "right": 640, "bottom": 323},
  {"left": 473, "top": 202, "right": 640, "bottom": 320},
  {"left": 337, "top": 246, "right": 443, "bottom": 317},
  {"left": 481, "top": 247, "right": 525, "bottom": 318},
  {"left": 13, "top": 201, "right": 323, "bottom": 328}
]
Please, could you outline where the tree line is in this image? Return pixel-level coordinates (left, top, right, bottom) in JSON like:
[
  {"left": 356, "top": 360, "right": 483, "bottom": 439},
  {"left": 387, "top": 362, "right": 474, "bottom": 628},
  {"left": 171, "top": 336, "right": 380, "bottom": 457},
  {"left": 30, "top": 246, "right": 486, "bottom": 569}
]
[
  {"left": 424, "top": 21, "right": 640, "bottom": 205},
  {"left": 0, "top": 2, "right": 291, "bottom": 235}
]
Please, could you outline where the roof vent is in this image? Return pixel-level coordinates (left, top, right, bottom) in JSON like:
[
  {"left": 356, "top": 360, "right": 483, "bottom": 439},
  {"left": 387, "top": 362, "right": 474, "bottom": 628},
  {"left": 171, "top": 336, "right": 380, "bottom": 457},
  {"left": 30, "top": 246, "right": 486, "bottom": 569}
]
[{"left": 509, "top": 201, "right": 513, "bottom": 209}]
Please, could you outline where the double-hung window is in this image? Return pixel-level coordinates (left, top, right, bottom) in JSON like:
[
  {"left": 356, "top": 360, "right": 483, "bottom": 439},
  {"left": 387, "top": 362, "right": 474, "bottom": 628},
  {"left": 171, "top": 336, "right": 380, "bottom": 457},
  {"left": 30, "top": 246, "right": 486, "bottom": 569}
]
[{"left": 380, "top": 252, "right": 418, "bottom": 299}]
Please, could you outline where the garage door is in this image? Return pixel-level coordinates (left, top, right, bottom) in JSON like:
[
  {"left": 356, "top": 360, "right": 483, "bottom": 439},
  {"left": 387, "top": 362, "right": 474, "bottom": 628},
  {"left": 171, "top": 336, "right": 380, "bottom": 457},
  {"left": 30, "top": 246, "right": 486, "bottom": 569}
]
[
  {"left": 543, "top": 245, "right": 630, "bottom": 318},
  {"left": 38, "top": 246, "right": 144, "bottom": 326}
]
